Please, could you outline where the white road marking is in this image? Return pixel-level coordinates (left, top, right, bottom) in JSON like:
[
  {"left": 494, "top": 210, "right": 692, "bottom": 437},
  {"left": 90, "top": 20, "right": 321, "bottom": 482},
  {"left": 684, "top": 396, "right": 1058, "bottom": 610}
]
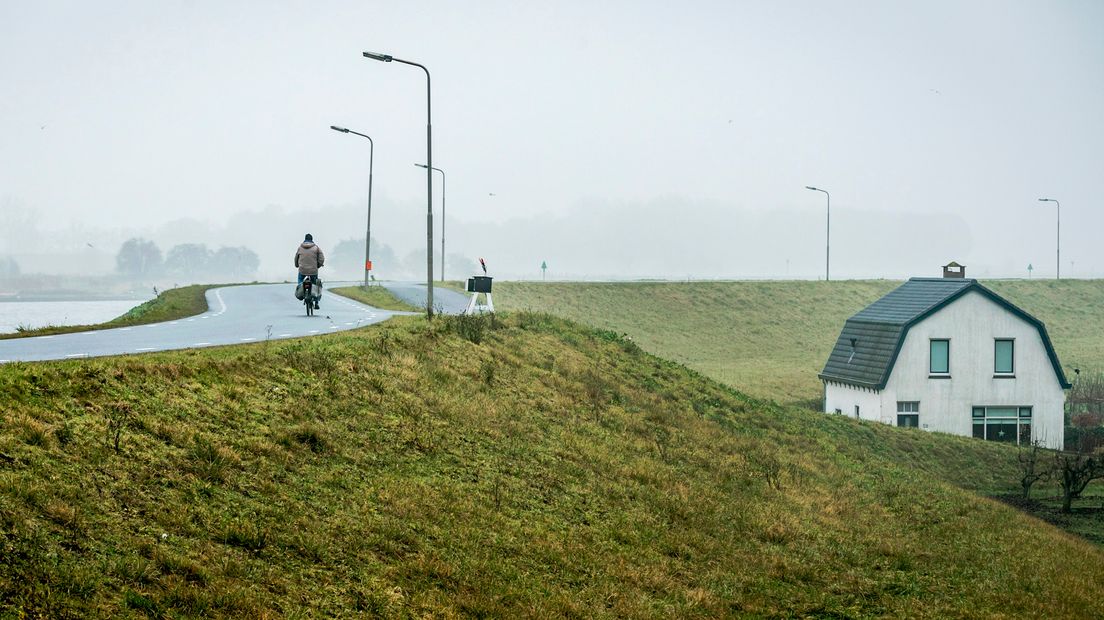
[
  {"left": 278, "top": 333, "right": 292, "bottom": 338},
  {"left": 194, "top": 342, "right": 211, "bottom": 346},
  {"left": 200, "top": 316, "right": 209, "bottom": 320},
  {"left": 240, "top": 337, "right": 256, "bottom": 342},
  {"left": 309, "top": 330, "right": 319, "bottom": 334},
  {"left": 329, "top": 326, "right": 339, "bottom": 329},
  {"left": 120, "top": 328, "right": 131, "bottom": 332},
  {"left": 135, "top": 347, "right": 156, "bottom": 352},
  {"left": 170, "top": 322, "right": 179, "bottom": 325},
  {"left": 186, "top": 319, "right": 195, "bottom": 322},
  {"left": 65, "top": 353, "right": 88, "bottom": 358}
]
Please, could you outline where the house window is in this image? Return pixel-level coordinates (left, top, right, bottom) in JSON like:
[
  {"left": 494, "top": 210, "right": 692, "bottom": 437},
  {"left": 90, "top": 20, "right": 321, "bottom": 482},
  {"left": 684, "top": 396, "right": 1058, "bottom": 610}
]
[
  {"left": 854, "top": 405, "right": 860, "bottom": 419},
  {"left": 972, "top": 406, "right": 1032, "bottom": 445},
  {"left": 897, "top": 401, "right": 919, "bottom": 427},
  {"left": 995, "top": 339, "right": 1014, "bottom": 374},
  {"left": 930, "top": 339, "right": 950, "bottom": 375}
]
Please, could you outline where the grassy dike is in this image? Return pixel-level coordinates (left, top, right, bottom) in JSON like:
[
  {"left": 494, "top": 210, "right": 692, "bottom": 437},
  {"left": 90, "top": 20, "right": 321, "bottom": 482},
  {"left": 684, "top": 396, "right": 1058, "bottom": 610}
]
[
  {"left": 1, "top": 285, "right": 215, "bottom": 340},
  {"left": 489, "top": 280, "right": 898, "bottom": 403},
  {"left": 331, "top": 285, "right": 421, "bottom": 312},
  {"left": 490, "top": 280, "right": 1104, "bottom": 404},
  {"left": 3, "top": 313, "right": 1104, "bottom": 617}
]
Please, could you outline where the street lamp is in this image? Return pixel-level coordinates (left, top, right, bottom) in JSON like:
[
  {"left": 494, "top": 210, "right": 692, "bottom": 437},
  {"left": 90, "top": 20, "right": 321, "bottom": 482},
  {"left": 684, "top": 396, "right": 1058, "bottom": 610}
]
[
  {"left": 1038, "top": 198, "right": 1060, "bottom": 280},
  {"left": 415, "top": 164, "right": 445, "bottom": 281},
  {"left": 363, "top": 50, "right": 434, "bottom": 318},
  {"left": 330, "top": 125, "right": 374, "bottom": 288},
  {"left": 805, "top": 186, "right": 831, "bottom": 281}
]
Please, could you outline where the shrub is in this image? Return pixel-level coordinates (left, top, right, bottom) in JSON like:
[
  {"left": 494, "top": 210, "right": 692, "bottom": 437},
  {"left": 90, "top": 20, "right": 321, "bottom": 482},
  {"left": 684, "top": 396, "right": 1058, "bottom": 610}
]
[{"left": 444, "top": 313, "right": 492, "bottom": 344}]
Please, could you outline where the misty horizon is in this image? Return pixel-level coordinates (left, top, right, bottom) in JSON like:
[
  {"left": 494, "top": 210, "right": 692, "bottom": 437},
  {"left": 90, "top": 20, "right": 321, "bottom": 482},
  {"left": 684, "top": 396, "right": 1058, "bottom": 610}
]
[{"left": 2, "top": 1, "right": 1101, "bottom": 284}]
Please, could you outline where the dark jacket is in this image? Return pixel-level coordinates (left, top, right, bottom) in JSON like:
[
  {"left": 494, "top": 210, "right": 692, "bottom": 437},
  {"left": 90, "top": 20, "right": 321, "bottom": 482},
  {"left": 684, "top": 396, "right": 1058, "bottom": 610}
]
[{"left": 294, "top": 242, "right": 324, "bottom": 276}]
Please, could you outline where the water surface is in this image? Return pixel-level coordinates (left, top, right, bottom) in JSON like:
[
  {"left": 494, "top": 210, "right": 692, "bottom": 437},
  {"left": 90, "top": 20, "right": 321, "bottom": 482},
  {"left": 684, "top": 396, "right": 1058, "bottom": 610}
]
[{"left": 0, "top": 299, "right": 144, "bottom": 334}]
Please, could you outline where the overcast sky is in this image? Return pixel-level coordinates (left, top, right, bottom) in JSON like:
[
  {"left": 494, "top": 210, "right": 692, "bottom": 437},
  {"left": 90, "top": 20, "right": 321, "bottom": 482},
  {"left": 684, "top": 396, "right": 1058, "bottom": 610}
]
[{"left": 1, "top": 1, "right": 1102, "bottom": 279}]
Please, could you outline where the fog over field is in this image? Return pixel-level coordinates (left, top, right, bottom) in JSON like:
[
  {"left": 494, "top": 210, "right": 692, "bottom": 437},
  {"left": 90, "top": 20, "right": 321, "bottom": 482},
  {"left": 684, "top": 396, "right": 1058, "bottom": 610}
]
[{"left": 1, "top": 1, "right": 1101, "bottom": 282}]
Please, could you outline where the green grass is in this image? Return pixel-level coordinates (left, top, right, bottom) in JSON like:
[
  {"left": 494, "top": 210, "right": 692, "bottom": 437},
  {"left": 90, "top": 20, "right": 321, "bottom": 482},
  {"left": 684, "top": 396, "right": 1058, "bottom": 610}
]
[
  {"left": 491, "top": 279, "right": 1104, "bottom": 543},
  {"left": 492, "top": 280, "right": 899, "bottom": 403},
  {"left": 332, "top": 285, "right": 421, "bottom": 312},
  {"left": 3, "top": 313, "right": 1104, "bottom": 617},
  {"left": 983, "top": 279, "right": 1104, "bottom": 377},
  {"left": 1, "top": 285, "right": 216, "bottom": 340},
  {"left": 492, "top": 279, "right": 1104, "bottom": 404}
]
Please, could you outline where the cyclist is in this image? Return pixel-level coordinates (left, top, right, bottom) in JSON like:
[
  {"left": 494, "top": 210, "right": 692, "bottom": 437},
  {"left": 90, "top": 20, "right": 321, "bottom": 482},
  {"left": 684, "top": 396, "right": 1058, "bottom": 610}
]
[{"left": 294, "top": 233, "right": 325, "bottom": 309}]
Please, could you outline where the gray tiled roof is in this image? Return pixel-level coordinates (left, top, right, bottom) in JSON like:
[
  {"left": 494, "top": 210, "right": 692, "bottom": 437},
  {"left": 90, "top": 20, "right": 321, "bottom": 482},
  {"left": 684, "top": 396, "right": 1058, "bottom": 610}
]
[{"left": 820, "top": 278, "right": 1070, "bottom": 389}]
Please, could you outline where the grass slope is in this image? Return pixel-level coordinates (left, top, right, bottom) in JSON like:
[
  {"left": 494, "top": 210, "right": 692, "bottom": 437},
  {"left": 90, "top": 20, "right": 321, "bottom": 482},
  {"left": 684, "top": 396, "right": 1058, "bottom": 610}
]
[
  {"left": 332, "top": 285, "right": 420, "bottom": 312},
  {"left": 1, "top": 285, "right": 214, "bottom": 341},
  {"left": 3, "top": 314, "right": 1104, "bottom": 617},
  {"left": 492, "top": 280, "right": 1104, "bottom": 404},
  {"left": 984, "top": 279, "right": 1104, "bottom": 376},
  {"left": 492, "top": 281, "right": 898, "bottom": 403}
]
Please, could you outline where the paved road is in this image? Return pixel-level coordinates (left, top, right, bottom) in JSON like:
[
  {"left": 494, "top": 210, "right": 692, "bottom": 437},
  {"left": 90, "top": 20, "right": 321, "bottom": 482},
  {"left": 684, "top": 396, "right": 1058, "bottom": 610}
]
[
  {"left": 0, "top": 283, "right": 402, "bottom": 364},
  {"left": 381, "top": 282, "right": 472, "bottom": 315}
]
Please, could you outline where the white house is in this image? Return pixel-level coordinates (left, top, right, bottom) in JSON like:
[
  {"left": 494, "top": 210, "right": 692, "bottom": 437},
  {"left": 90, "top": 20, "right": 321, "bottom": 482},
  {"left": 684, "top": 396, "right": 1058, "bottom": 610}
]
[{"left": 820, "top": 271, "right": 1070, "bottom": 449}]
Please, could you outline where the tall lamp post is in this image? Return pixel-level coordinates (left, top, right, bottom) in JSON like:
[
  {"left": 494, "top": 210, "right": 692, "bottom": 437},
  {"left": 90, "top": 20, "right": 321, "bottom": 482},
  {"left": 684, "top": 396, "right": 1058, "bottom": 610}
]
[
  {"left": 1038, "top": 198, "right": 1060, "bottom": 280},
  {"left": 415, "top": 163, "right": 445, "bottom": 281},
  {"left": 805, "top": 186, "right": 831, "bottom": 281},
  {"left": 364, "top": 50, "right": 434, "bottom": 318},
  {"left": 330, "top": 125, "right": 374, "bottom": 288}
]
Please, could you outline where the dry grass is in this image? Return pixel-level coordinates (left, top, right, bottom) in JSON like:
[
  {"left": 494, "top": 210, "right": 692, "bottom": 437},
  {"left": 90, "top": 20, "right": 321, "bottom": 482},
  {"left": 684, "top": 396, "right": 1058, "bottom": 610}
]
[{"left": 3, "top": 313, "right": 1104, "bottom": 617}]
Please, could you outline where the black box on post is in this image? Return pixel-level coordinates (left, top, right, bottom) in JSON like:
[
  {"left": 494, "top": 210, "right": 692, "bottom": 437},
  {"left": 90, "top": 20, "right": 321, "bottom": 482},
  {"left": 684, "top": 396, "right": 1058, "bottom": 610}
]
[{"left": 466, "top": 276, "right": 493, "bottom": 293}]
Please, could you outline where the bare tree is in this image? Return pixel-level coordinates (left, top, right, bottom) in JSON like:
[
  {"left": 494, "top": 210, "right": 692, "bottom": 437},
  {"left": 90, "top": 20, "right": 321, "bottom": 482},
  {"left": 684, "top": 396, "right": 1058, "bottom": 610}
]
[
  {"left": 116, "top": 238, "right": 163, "bottom": 279},
  {"left": 1053, "top": 449, "right": 1102, "bottom": 513},
  {"left": 1017, "top": 439, "right": 1051, "bottom": 499}
]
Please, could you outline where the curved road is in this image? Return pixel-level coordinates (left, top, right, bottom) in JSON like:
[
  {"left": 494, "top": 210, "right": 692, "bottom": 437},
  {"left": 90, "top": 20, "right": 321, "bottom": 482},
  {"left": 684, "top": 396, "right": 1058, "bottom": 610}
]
[
  {"left": 0, "top": 283, "right": 405, "bottom": 364},
  {"left": 380, "top": 282, "right": 472, "bottom": 315}
]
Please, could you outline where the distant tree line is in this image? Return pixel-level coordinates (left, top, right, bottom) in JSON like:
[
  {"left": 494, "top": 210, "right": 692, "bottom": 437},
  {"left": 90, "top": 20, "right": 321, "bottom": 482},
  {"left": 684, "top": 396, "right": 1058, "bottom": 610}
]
[
  {"left": 115, "top": 238, "right": 259, "bottom": 281},
  {"left": 0, "top": 256, "right": 19, "bottom": 279},
  {"left": 330, "top": 237, "right": 477, "bottom": 281}
]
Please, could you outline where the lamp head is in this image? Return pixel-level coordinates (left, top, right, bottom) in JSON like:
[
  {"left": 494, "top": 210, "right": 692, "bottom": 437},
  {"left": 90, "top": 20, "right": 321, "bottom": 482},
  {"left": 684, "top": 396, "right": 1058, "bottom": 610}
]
[
  {"left": 330, "top": 125, "right": 349, "bottom": 133},
  {"left": 805, "top": 186, "right": 818, "bottom": 191},
  {"left": 414, "top": 163, "right": 428, "bottom": 169},
  {"left": 363, "top": 51, "right": 393, "bottom": 62},
  {"left": 1039, "top": 198, "right": 1052, "bottom": 202}
]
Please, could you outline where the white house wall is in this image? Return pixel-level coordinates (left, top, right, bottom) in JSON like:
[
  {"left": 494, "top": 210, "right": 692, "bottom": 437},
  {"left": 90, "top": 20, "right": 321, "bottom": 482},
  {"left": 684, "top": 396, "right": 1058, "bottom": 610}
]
[
  {"left": 883, "top": 291, "right": 1065, "bottom": 449},
  {"left": 824, "top": 383, "right": 883, "bottom": 422}
]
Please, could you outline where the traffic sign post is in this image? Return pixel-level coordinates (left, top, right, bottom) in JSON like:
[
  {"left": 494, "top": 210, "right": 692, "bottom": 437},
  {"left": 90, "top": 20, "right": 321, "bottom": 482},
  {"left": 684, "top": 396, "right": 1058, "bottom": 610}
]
[{"left": 541, "top": 260, "right": 547, "bottom": 281}]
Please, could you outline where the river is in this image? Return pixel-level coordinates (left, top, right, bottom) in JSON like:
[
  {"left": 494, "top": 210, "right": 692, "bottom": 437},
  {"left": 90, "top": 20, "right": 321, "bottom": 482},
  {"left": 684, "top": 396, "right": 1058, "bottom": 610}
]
[{"left": 0, "top": 299, "right": 147, "bottom": 334}]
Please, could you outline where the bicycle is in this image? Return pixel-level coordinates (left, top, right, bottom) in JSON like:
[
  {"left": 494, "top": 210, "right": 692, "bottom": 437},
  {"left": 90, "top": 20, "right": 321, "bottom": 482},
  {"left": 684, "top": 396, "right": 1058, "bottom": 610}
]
[{"left": 300, "top": 276, "right": 321, "bottom": 316}]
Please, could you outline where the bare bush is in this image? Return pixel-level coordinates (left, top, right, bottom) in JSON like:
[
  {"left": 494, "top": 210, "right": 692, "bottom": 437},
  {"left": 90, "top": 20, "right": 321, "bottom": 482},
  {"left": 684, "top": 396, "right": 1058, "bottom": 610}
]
[{"left": 1017, "top": 440, "right": 1051, "bottom": 499}]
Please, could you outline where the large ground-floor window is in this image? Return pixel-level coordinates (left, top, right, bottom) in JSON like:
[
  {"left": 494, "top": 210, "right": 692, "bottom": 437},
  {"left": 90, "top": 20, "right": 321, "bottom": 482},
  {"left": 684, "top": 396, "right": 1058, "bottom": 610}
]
[
  {"left": 972, "top": 406, "right": 1031, "bottom": 444},
  {"left": 897, "top": 401, "right": 919, "bottom": 427}
]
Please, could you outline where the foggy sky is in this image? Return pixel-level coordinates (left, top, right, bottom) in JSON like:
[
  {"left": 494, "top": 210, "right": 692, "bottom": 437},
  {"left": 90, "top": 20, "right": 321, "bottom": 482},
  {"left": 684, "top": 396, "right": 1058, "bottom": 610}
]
[{"left": 1, "top": 1, "right": 1102, "bottom": 280}]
